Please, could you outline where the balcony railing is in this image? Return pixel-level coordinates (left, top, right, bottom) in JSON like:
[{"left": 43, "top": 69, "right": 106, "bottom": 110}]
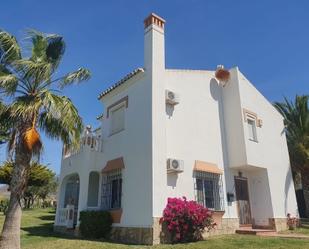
[
  {"left": 62, "top": 130, "right": 104, "bottom": 160},
  {"left": 62, "top": 136, "right": 103, "bottom": 159}
]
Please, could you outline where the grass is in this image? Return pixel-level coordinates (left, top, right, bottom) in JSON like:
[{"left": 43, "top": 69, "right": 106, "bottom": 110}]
[
  {"left": 0, "top": 209, "right": 309, "bottom": 249},
  {"left": 280, "top": 226, "right": 309, "bottom": 236}
]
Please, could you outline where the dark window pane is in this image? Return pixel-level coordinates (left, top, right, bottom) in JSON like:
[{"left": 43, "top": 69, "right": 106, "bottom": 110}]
[
  {"left": 196, "top": 178, "right": 204, "bottom": 205},
  {"left": 196, "top": 178, "right": 203, "bottom": 190},
  {"left": 111, "top": 178, "right": 122, "bottom": 209},
  {"left": 204, "top": 180, "right": 214, "bottom": 209}
]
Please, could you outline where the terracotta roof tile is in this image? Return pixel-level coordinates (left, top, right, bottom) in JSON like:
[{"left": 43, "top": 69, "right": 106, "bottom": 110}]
[{"left": 98, "top": 68, "right": 144, "bottom": 100}]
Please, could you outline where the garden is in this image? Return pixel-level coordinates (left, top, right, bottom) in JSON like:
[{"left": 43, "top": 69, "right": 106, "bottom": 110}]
[{"left": 0, "top": 206, "right": 308, "bottom": 249}]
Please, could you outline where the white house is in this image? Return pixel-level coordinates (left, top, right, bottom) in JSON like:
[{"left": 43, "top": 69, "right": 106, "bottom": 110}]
[{"left": 54, "top": 13, "right": 299, "bottom": 244}]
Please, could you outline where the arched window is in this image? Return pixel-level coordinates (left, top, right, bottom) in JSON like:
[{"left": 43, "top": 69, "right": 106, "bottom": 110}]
[
  {"left": 64, "top": 174, "right": 80, "bottom": 208},
  {"left": 87, "top": 172, "right": 100, "bottom": 207}
]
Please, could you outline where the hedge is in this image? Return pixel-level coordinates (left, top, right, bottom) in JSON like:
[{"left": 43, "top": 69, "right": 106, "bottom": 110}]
[{"left": 79, "top": 210, "right": 112, "bottom": 239}]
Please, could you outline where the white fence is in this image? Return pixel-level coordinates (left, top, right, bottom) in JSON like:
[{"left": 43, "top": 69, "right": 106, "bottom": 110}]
[
  {"left": 56, "top": 208, "right": 68, "bottom": 226},
  {"left": 55, "top": 205, "right": 75, "bottom": 228}
]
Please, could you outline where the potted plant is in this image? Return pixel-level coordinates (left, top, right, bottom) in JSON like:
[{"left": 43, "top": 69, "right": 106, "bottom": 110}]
[{"left": 287, "top": 213, "right": 298, "bottom": 230}]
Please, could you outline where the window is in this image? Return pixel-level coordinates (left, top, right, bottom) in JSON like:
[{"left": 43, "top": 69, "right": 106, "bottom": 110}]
[
  {"left": 247, "top": 118, "right": 257, "bottom": 142},
  {"left": 87, "top": 172, "right": 100, "bottom": 207},
  {"left": 101, "top": 170, "right": 122, "bottom": 210},
  {"left": 110, "top": 105, "right": 125, "bottom": 135},
  {"left": 243, "top": 108, "right": 261, "bottom": 142},
  {"left": 194, "top": 171, "right": 224, "bottom": 211}
]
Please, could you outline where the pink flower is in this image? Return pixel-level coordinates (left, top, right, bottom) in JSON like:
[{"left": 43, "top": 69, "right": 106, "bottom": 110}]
[{"left": 160, "top": 196, "right": 214, "bottom": 243}]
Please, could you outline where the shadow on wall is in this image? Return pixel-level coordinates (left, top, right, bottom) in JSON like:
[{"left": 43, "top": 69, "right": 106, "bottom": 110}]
[
  {"left": 166, "top": 104, "right": 174, "bottom": 118},
  {"left": 209, "top": 78, "right": 235, "bottom": 206},
  {"left": 285, "top": 167, "right": 297, "bottom": 215},
  {"left": 167, "top": 173, "right": 178, "bottom": 188},
  {"left": 210, "top": 78, "right": 220, "bottom": 102}
]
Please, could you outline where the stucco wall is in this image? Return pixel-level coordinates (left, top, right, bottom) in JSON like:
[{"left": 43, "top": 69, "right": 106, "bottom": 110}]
[
  {"left": 99, "top": 74, "right": 153, "bottom": 227},
  {"left": 236, "top": 70, "right": 298, "bottom": 217},
  {"left": 151, "top": 69, "right": 239, "bottom": 219},
  {"left": 246, "top": 169, "right": 274, "bottom": 226}
]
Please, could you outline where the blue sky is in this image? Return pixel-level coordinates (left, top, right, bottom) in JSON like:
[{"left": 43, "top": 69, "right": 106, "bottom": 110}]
[{"left": 0, "top": 0, "right": 308, "bottom": 174}]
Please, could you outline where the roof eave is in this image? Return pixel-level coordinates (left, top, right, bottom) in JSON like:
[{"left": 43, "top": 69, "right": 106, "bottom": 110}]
[{"left": 97, "top": 68, "right": 144, "bottom": 100}]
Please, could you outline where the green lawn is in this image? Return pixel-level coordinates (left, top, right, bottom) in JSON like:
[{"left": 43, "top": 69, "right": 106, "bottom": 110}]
[
  {"left": 280, "top": 226, "right": 309, "bottom": 236},
  {"left": 0, "top": 209, "right": 309, "bottom": 249}
]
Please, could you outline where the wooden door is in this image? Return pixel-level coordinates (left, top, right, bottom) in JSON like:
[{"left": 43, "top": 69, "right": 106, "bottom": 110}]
[{"left": 235, "top": 177, "right": 252, "bottom": 225}]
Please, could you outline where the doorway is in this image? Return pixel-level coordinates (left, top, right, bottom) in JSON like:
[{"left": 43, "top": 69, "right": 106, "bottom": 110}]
[{"left": 235, "top": 176, "right": 252, "bottom": 225}]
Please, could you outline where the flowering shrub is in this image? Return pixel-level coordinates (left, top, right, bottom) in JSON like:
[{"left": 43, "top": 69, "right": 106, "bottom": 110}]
[
  {"left": 160, "top": 197, "right": 214, "bottom": 243},
  {"left": 287, "top": 213, "right": 299, "bottom": 230}
]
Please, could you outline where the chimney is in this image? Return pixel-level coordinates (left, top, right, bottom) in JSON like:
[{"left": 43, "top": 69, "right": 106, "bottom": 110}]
[{"left": 144, "top": 13, "right": 165, "bottom": 73}]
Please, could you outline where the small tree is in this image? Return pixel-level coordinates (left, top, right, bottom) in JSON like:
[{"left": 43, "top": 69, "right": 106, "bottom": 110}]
[{"left": 0, "top": 161, "right": 56, "bottom": 208}]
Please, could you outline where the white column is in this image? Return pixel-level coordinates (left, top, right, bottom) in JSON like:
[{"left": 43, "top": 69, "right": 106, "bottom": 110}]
[{"left": 76, "top": 171, "right": 89, "bottom": 225}]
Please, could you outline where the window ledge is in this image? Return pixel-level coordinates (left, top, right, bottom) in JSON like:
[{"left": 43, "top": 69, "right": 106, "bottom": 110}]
[
  {"left": 212, "top": 210, "right": 225, "bottom": 213},
  {"left": 249, "top": 138, "right": 258, "bottom": 143},
  {"left": 109, "top": 129, "right": 125, "bottom": 137},
  {"left": 86, "top": 206, "right": 100, "bottom": 209}
]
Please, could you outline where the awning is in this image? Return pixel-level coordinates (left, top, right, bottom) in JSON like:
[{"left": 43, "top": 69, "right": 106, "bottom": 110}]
[
  {"left": 194, "top": 160, "right": 223, "bottom": 175},
  {"left": 102, "top": 157, "right": 124, "bottom": 173}
]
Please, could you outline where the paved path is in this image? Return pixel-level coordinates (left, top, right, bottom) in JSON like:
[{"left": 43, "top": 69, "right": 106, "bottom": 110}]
[{"left": 259, "top": 233, "right": 309, "bottom": 240}]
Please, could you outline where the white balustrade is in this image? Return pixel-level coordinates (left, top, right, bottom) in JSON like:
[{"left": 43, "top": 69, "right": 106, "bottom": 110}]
[
  {"left": 56, "top": 205, "right": 76, "bottom": 228},
  {"left": 62, "top": 137, "right": 103, "bottom": 159},
  {"left": 56, "top": 208, "right": 68, "bottom": 226}
]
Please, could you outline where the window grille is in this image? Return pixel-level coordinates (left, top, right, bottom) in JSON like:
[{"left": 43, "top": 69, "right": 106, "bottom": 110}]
[
  {"left": 194, "top": 171, "right": 224, "bottom": 211},
  {"left": 101, "top": 170, "right": 122, "bottom": 210}
]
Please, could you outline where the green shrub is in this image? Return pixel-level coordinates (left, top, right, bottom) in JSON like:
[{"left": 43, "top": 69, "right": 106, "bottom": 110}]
[{"left": 79, "top": 210, "right": 112, "bottom": 239}]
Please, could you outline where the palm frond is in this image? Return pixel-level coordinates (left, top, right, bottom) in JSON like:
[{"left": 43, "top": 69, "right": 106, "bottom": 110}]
[
  {"left": 46, "top": 35, "right": 65, "bottom": 68},
  {"left": 8, "top": 95, "right": 41, "bottom": 121},
  {"left": 59, "top": 68, "right": 91, "bottom": 88},
  {"left": 0, "top": 30, "right": 21, "bottom": 63},
  {"left": 28, "top": 30, "right": 48, "bottom": 63},
  {"left": 0, "top": 101, "right": 11, "bottom": 144},
  {"left": 38, "top": 90, "right": 83, "bottom": 148},
  {"left": 27, "top": 29, "right": 65, "bottom": 71},
  {"left": 13, "top": 59, "right": 52, "bottom": 85},
  {"left": 0, "top": 74, "right": 18, "bottom": 96},
  {"left": 274, "top": 95, "right": 309, "bottom": 169}
]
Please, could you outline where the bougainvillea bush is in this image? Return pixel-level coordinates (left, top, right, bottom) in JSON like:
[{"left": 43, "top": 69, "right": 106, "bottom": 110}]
[{"left": 160, "top": 197, "right": 214, "bottom": 243}]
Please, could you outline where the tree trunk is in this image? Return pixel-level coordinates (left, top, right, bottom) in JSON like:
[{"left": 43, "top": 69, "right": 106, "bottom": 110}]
[
  {"left": 0, "top": 145, "right": 31, "bottom": 249},
  {"left": 30, "top": 196, "right": 34, "bottom": 209}
]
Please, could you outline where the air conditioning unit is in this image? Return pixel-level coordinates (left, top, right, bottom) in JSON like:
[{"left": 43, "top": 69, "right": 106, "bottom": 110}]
[
  {"left": 167, "top": 158, "right": 184, "bottom": 173},
  {"left": 165, "top": 90, "right": 179, "bottom": 105}
]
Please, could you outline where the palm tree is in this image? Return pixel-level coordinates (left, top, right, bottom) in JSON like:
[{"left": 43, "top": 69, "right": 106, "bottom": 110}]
[
  {"left": 274, "top": 95, "right": 309, "bottom": 171},
  {"left": 0, "top": 100, "right": 10, "bottom": 144},
  {"left": 0, "top": 29, "right": 90, "bottom": 249},
  {"left": 274, "top": 96, "right": 309, "bottom": 217}
]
